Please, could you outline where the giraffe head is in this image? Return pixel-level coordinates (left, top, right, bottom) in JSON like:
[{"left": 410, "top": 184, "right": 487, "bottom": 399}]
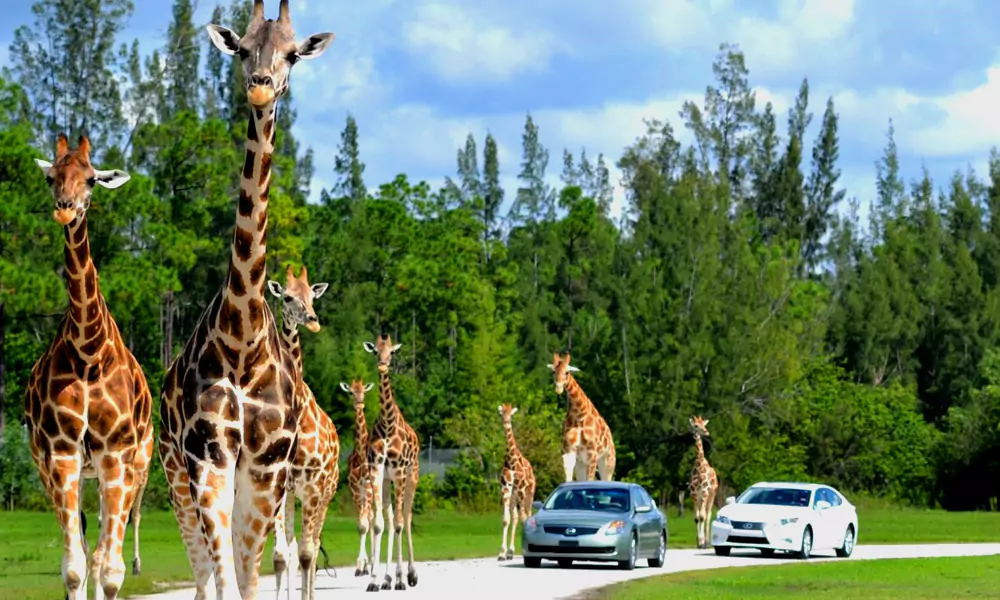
[
  {"left": 267, "top": 264, "right": 328, "bottom": 333},
  {"left": 206, "top": 0, "right": 335, "bottom": 109},
  {"left": 340, "top": 379, "right": 374, "bottom": 408},
  {"left": 689, "top": 415, "right": 711, "bottom": 439},
  {"left": 547, "top": 352, "right": 580, "bottom": 395},
  {"left": 497, "top": 404, "right": 519, "bottom": 425},
  {"left": 363, "top": 334, "right": 402, "bottom": 374},
  {"left": 34, "top": 133, "right": 131, "bottom": 225}
]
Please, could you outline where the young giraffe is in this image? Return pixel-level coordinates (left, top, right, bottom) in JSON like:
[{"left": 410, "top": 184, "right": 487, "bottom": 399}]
[
  {"left": 157, "top": 4, "right": 335, "bottom": 599},
  {"left": 363, "top": 334, "right": 420, "bottom": 592},
  {"left": 24, "top": 133, "right": 154, "bottom": 600},
  {"left": 688, "top": 416, "right": 718, "bottom": 550},
  {"left": 497, "top": 404, "right": 536, "bottom": 562},
  {"left": 267, "top": 264, "right": 338, "bottom": 600},
  {"left": 548, "top": 353, "right": 616, "bottom": 482},
  {"left": 339, "top": 378, "right": 375, "bottom": 577}
]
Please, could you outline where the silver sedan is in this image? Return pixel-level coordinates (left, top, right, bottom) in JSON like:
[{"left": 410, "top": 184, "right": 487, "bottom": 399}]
[{"left": 520, "top": 481, "right": 667, "bottom": 570}]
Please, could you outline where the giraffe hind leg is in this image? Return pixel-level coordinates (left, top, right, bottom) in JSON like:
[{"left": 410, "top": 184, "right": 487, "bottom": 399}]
[
  {"left": 130, "top": 463, "right": 148, "bottom": 576},
  {"left": 499, "top": 480, "right": 512, "bottom": 561},
  {"left": 403, "top": 469, "right": 418, "bottom": 588},
  {"left": 392, "top": 472, "right": 407, "bottom": 590}
]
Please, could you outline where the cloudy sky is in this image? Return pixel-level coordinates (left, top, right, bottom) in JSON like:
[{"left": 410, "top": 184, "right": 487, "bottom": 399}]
[{"left": 2, "top": 0, "right": 1000, "bottom": 223}]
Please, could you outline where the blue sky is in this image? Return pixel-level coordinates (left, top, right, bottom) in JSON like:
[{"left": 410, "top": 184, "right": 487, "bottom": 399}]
[{"left": 3, "top": 0, "right": 1000, "bottom": 224}]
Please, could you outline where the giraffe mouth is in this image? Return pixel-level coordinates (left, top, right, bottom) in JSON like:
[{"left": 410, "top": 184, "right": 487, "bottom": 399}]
[
  {"left": 305, "top": 321, "right": 321, "bottom": 333},
  {"left": 53, "top": 207, "right": 78, "bottom": 225},
  {"left": 247, "top": 85, "right": 276, "bottom": 107}
]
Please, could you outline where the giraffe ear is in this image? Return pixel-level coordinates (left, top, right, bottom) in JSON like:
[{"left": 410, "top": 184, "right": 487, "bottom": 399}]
[
  {"left": 390, "top": 343, "right": 402, "bottom": 353},
  {"left": 206, "top": 24, "right": 242, "bottom": 56},
  {"left": 311, "top": 283, "right": 329, "bottom": 299},
  {"left": 339, "top": 382, "right": 350, "bottom": 393},
  {"left": 703, "top": 419, "right": 710, "bottom": 426},
  {"left": 511, "top": 407, "right": 518, "bottom": 415},
  {"left": 566, "top": 365, "right": 580, "bottom": 373},
  {"left": 295, "top": 32, "right": 335, "bottom": 61},
  {"left": 363, "top": 383, "right": 374, "bottom": 392},
  {"left": 267, "top": 280, "right": 284, "bottom": 298},
  {"left": 546, "top": 364, "right": 555, "bottom": 371},
  {"left": 363, "top": 341, "right": 376, "bottom": 353},
  {"left": 34, "top": 159, "right": 53, "bottom": 175},
  {"left": 93, "top": 169, "right": 131, "bottom": 189}
]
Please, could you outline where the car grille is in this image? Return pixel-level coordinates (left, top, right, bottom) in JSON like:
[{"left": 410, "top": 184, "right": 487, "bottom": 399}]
[
  {"left": 727, "top": 534, "right": 770, "bottom": 544},
  {"left": 731, "top": 521, "right": 765, "bottom": 530},
  {"left": 528, "top": 544, "right": 616, "bottom": 554},
  {"left": 543, "top": 525, "right": 600, "bottom": 536}
]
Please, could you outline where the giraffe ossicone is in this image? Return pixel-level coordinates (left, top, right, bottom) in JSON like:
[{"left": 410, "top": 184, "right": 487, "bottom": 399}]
[
  {"left": 550, "top": 352, "right": 616, "bottom": 482},
  {"left": 25, "top": 132, "right": 154, "bottom": 600}
]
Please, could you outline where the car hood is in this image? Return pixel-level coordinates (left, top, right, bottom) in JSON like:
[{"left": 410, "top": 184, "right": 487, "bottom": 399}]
[
  {"left": 532, "top": 509, "right": 629, "bottom": 527},
  {"left": 717, "top": 504, "right": 812, "bottom": 523}
]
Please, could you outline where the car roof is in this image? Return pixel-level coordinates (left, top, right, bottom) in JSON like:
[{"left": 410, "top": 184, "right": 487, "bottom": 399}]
[
  {"left": 554, "top": 481, "right": 636, "bottom": 491},
  {"left": 748, "top": 481, "right": 827, "bottom": 491}
]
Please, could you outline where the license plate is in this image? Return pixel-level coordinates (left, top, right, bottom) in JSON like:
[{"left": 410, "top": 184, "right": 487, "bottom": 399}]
[{"left": 558, "top": 540, "right": 579, "bottom": 547}]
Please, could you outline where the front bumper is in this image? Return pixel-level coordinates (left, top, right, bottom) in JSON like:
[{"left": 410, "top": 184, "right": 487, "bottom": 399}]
[
  {"left": 521, "top": 527, "right": 633, "bottom": 561},
  {"left": 710, "top": 519, "right": 804, "bottom": 551}
]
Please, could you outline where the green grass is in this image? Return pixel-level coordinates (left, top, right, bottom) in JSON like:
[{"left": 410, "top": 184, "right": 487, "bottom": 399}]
[
  {"left": 591, "top": 556, "right": 1000, "bottom": 599},
  {"left": 2, "top": 505, "right": 998, "bottom": 600}
]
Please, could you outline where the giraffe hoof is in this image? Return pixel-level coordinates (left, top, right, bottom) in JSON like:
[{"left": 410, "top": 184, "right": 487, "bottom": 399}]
[
  {"left": 407, "top": 572, "right": 418, "bottom": 587},
  {"left": 497, "top": 555, "right": 506, "bottom": 562},
  {"left": 394, "top": 580, "right": 407, "bottom": 591},
  {"left": 132, "top": 558, "right": 141, "bottom": 576},
  {"left": 355, "top": 568, "right": 364, "bottom": 577},
  {"left": 380, "top": 581, "right": 392, "bottom": 591},
  {"left": 366, "top": 583, "right": 380, "bottom": 592},
  {"left": 505, "top": 551, "right": 514, "bottom": 560}
]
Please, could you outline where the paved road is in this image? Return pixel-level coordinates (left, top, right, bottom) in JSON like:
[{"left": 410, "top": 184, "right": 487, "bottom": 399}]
[{"left": 134, "top": 543, "right": 1000, "bottom": 600}]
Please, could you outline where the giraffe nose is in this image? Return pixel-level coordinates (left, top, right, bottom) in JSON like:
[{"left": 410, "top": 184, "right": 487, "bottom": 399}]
[
  {"left": 250, "top": 74, "right": 273, "bottom": 88},
  {"left": 307, "top": 314, "right": 317, "bottom": 323}
]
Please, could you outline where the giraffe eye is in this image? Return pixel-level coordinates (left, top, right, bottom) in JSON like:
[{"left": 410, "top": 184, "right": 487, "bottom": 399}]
[
  {"left": 283, "top": 295, "right": 292, "bottom": 302},
  {"left": 86, "top": 177, "right": 96, "bottom": 187},
  {"left": 45, "top": 175, "right": 54, "bottom": 185}
]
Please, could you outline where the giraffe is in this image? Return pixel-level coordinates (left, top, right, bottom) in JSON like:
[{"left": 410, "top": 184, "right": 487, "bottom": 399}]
[
  {"left": 23, "top": 133, "right": 154, "bottom": 600},
  {"left": 362, "top": 334, "right": 420, "bottom": 592},
  {"left": 496, "top": 404, "right": 536, "bottom": 562},
  {"left": 548, "top": 353, "right": 616, "bottom": 482},
  {"left": 339, "top": 378, "right": 375, "bottom": 577},
  {"left": 157, "top": 4, "right": 335, "bottom": 600},
  {"left": 688, "top": 415, "right": 718, "bottom": 550},
  {"left": 266, "top": 264, "right": 339, "bottom": 600}
]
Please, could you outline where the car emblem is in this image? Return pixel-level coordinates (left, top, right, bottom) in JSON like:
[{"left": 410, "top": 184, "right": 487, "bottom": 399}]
[
  {"left": 565, "top": 528, "right": 576, "bottom": 535},
  {"left": 743, "top": 523, "right": 753, "bottom": 530}
]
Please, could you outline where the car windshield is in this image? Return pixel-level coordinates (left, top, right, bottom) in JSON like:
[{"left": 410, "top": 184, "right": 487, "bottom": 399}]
[
  {"left": 738, "top": 487, "right": 812, "bottom": 507},
  {"left": 544, "top": 487, "right": 631, "bottom": 512}
]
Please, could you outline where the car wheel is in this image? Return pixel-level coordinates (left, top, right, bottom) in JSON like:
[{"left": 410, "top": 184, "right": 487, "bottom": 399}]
[
  {"left": 647, "top": 531, "right": 666, "bottom": 568},
  {"left": 759, "top": 548, "right": 775, "bottom": 558},
  {"left": 618, "top": 533, "right": 637, "bottom": 570},
  {"left": 713, "top": 545, "right": 731, "bottom": 556},
  {"left": 557, "top": 559, "right": 573, "bottom": 568},
  {"left": 523, "top": 557, "right": 541, "bottom": 568},
  {"left": 836, "top": 525, "right": 855, "bottom": 558},
  {"left": 796, "top": 526, "right": 813, "bottom": 560}
]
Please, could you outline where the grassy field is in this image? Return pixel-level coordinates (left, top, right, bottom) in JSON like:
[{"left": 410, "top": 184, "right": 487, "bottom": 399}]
[
  {"left": 591, "top": 556, "right": 1000, "bottom": 599},
  {"left": 2, "top": 505, "right": 999, "bottom": 600}
]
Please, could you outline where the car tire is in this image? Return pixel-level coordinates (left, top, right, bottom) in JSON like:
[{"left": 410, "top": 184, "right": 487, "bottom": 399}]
[
  {"left": 759, "top": 548, "right": 775, "bottom": 558},
  {"left": 557, "top": 559, "right": 573, "bottom": 568},
  {"left": 523, "top": 557, "right": 541, "bottom": 568},
  {"left": 713, "top": 545, "right": 731, "bottom": 556},
  {"left": 796, "top": 526, "right": 813, "bottom": 560},
  {"left": 647, "top": 531, "right": 666, "bottom": 568},
  {"left": 618, "top": 533, "right": 638, "bottom": 570},
  {"left": 836, "top": 525, "right": 855, "bottom": 558}
]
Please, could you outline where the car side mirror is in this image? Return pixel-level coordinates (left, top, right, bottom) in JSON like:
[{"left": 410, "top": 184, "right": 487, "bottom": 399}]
[
  {"left": 532, "top": 500, "right": 543, "bottom": 512},
  {"left": 815, "top": 500, "right": 831, "bottom": 510},
  {"left": 635, "top": 505, "right": 651, "bottom": 514},
  {"left": 725, "top": 496, "right": 736, "bottom": 505}
]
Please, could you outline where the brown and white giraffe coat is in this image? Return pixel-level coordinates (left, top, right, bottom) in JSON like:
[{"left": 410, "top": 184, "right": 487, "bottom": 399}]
[
  {"left": 688, "top": 416, "right": 718, "bottom": 550},
  {"left": 267, "top": 265, "right": 339, "bottom": 600},
  {"left": 363, "top": 334, "right": 420, "bottom": 592},
  {"left": 340, "top": 379, "right": 375, "bottom": 577},
  {"left": 157, "top": 4, "right": 335, "bottom": 600},
  {"left": 548, "top": 353, "right": 616, "bottom": 482},
  {"left": 497, "top": 404, "right": 536, "bottom": 561},
  {"left": 25, "top": 133, "right": 154, "bottom": 600}
]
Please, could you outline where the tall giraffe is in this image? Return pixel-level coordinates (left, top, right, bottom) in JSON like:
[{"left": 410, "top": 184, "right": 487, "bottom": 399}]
[
  {"left": 363, "top": 334, "right": 420, "bottom": 592},
  {"left": 688, "top": 416, "right": 718, "bottom": 550},
  {"left": 267, "top": 264, "right": 338, "bottom": 600},
  {"left": 24, "top": 133, "right": 154, "bottom": 600},
  {"left": 340, "top": 378, "right": 374, "bottom": 577},
  {"left": 497, "top": 404, "right": 535, "bottom": 562},
  {"left": 157, "top": 4, "right": 335, "bottom": 600},
  {"left": 548, "top": 353, "right": 616, "bottom": 482}
]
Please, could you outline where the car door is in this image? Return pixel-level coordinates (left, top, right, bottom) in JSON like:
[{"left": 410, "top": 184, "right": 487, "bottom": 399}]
[
  {"left": 638, "top": 487, "right": 661, "bottom": 553},
  {"left": 823, "top": 488, "right": 849, "bottom": 545},
  {"left": 630, "top": 487, "right": 652, "bottom": 554},
  {"left": 811, "top": 488, "right": 836, "bottom": 549}
]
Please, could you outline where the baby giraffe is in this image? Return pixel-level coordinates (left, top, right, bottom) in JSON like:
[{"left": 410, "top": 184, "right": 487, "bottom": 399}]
[
  {"left": 688, "top": 416, "right": 718, "bottom": 550},
  {"left": 267, "top": 265, "right": 339, "bottom": 600},
  {"left": 340, "top": 379, "right": 374, "bottom": 577},
  {"left": 497, "top": 404, "right": 536, "bottom": 562}
]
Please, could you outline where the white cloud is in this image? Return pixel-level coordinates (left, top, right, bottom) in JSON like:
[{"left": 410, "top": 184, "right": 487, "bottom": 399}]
[
  {"left": 401, "top": 3, "right": 565, "bottom": 83},
  {"left": 907, "top": 65, "right": 1000, "bottom": 158}
]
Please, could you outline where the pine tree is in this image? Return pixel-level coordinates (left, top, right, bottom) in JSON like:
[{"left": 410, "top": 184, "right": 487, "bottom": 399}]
[{"left": 803, "top": 97, "right": 845, "bottom": 271}]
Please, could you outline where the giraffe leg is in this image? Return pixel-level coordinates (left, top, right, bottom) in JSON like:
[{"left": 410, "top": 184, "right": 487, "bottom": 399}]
[
  {"left": 403, "top": 471, "right": 418, "bottom": 588},
  {"left": 506, "top": 497, "right": 520, "bottom": 561},
  {"left": 597, "top": 449, "right": 616, "bottom": 481},
  {"left": 272, "top": 491, "right": 294, "bottom": 600},
  {"left": 92, "top": 494, "right": 105, "bottom": 600},
  {"left": 233, "top": 462, "right": 289, "bottom": 600},
  {"left": 298, "top": 484, "right": 321, "bottom": 600},
  {"left": 380, "top": 478, "right": 395, "bottom": 591},
  {"left": 92, "top": 450, "right": 138, "bottom": 600},
  {"left": 366, "top": 464, "right": 386, "bottom": 592},
  {"left": 42, "top": 453, "right": 88, "bottom": 600},
  {"left": 159, "top": 437, "right": 212, "bottom": 600},
  {"left": 586, "top": 450, "right": 598, "bottom": 482},
  {"left": 130, "top": 469, "right": 146, "bottom": 576},
  {"left": 561, "top": 451, "right": 577, "bottom": 482},
  {"left": 498, "top": 480, "right": 512, "bottom": 561},
  {"left": 185, "top": 451, "right": 239, "bottom": 600},
  {"left": 354, "top": 484, "right": 371, "bottom": 576},
  {"left": 392, "top": 472, "right": 408, "bottom": 590}
]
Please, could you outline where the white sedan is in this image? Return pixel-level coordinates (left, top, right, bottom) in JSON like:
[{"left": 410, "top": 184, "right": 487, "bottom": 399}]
[{"left": 710, "top": 481, "right": 858, "bottom": 559}]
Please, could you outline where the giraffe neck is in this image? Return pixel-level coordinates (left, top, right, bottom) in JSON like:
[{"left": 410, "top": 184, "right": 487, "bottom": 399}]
[
  {"left": 219, "top": 105, "right": 277, "bottom": 341},
  {"left": 354, "top": 402, "right": 368, "bottom": 454},
  {"left": 278, "top": 316, "right": 302, "bottom": 376},
  {"left": 377, "top": 369, "right": 399, "bottom": 429},
  {"left": 694, "top": 435, "right": 706, "bottom": 463},
  {"left": 503, "top": 420, "right": 519, "bottom": 458},
  {"left": 62, "top": 215, "right": 110, "bottom": 357},
  {"left": 565, "top": 375, "right": 593, "bottom": 417}
]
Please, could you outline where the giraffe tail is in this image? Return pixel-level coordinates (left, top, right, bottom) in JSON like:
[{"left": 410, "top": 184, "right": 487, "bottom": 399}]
[{"left": 318, "top": 543, "right": 337, "bottom": 578}]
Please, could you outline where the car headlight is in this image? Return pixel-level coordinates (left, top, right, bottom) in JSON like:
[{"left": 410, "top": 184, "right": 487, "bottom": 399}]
[
  {"left": 602, "top": 520, "right": 626, "bottom": 536},
  {"left": 778, "top": 517, "right": 799, "bottom": 526},
  {"left": 524, "top": 517, "right": 538, "bottom": 532},
  {"left": 716, "top": 515, "right": 731, "bottom": 525}
]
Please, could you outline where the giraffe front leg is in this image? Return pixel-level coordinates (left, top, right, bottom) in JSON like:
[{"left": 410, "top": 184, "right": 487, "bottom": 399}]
[
  {"left": 562, "top": 451, "right": 577, "bottom": 482},
  {"left": 297, "top": 483, "right": 323, "bottom": 600},
  {"left": 392, "top": 472, "right": 407, "bottom": 590},
  {"left": 130, "top": 467, "right": 147, "bottom": 576},
  {"left": 272, "top": 492, "right": 293, "bottom": 600},
  {"left": 506, "top": 498, "right": 520, "bottom": 561},
  {"left": 233, "top": 463, "right": 291, "bottom": 600},
  {"left": 498, "top": 481, "right": 512, "bottom": 561},
  {"left": 586, "top": 450, "right": 599, "bottom": 482},
  {"left": 366, "top": 465, "right": 386, "bottom": 593},
  {"left": 354, "top": 483, "right": 371, "bottom": 576},
  {"left": 159, "top": 437, "right": 213, "bottom": 599},
  {"left": 381, "top": 480, "right": 396, "bottom": 591},
  {"left": 42, "top": 452, "right": 89, "bottom": 600},
  {"left": 93, "top": 451, "right": 139, "bottom": 600},
  {"left": 403, "top": 471, "right": 418, "bottom": 588},
  {"left": 185, "top": 451, "right": 239, "bottom": 600}
]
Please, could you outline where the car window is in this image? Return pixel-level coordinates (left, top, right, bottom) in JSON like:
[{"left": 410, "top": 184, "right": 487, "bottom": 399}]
[
  {"left": 544, "top": 487, "right": 631, "bottom": 512},
  {"left": 635, "top": 487, "right": 652, "bottom": 508},
  {"left": 738, "top": 487, "right": 811, "bottom": 507},
  {"left": 824, "top": 488, "right": 842, "bottom": 506}
]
